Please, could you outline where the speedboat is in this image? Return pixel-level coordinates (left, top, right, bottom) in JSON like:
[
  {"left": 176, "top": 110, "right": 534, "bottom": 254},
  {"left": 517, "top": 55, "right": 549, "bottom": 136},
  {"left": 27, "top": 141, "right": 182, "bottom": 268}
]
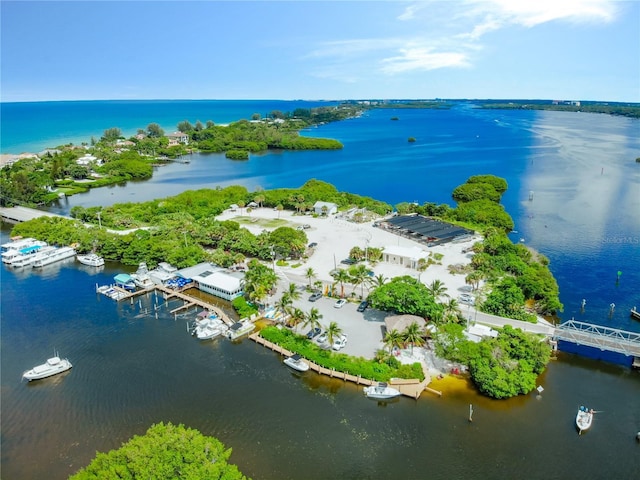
[
  {"left": 576, "top": 406, "right": 593, "bottom": 434},
  {"left": 77, "top": 253, "right": 105, "bottom": 267},
  {"left": 363, "top": 382, "right": 402, "bottom": 400},
  {"left": 194, "top": 317, "right": 229, "bottom": 340},
  {"left": 284, "top": 354, "right": 309, "bottom": 372},
  {"left": 23, "top": 354, "right": 72, "bottom": 381}
]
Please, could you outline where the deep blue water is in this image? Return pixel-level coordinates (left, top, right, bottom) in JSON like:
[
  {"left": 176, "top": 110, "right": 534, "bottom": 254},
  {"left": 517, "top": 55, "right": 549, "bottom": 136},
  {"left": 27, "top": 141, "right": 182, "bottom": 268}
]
[
  {"left": 31, "top": 102, "right": 640, "bottom": 331},
  {"left": 2, "top": 101, "right": 640, "bottom": 479}
]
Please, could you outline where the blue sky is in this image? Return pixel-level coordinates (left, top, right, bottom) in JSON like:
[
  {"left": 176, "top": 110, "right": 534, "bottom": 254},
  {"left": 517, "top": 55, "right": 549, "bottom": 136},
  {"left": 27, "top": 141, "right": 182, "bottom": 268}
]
[{"left": 1, "top": 0, "right": 638, "bottom": 102}]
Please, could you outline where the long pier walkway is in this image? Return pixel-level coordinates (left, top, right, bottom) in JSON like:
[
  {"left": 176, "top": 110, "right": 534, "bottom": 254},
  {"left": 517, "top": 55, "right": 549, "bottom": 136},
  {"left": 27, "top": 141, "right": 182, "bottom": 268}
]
[{"left": 249, "top": 333, "right": 441, "bottom": 399}]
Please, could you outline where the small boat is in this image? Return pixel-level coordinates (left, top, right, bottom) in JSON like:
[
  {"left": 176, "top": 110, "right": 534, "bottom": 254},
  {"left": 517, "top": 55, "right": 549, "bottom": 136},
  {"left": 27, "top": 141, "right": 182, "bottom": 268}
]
[
  {"left": 630, "top": 307, "right": 640, "bottom": 320},
  {"left": 363, "top": 382, "right": 402, "bottom": 400},
  {"left": 227, "top": 321, "right": 255, "bottom": 340},
  {"left": 194, "top": 317, "right": 228, "bottom": 340},
  {"left": 23, "top": 354, "right": 72, "bottom": 381},
  {"left": 114, "top": 273, "right": 136, "bottom": 291},
  {"left": 77, "top": 253, "right": 105, "bottom": 267},
  {"left": 576, "top": 406, "right": 594, "bottom": 434},
  {"left": 283, "top": 354, "right": 309, "bottom": 372}
]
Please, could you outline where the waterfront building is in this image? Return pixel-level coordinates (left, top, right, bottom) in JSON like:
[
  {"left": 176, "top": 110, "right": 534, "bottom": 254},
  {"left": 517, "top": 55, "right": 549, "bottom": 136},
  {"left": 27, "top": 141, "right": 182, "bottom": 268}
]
[{"left": 177, "top": 262, "right": 244, "bottom": 301}]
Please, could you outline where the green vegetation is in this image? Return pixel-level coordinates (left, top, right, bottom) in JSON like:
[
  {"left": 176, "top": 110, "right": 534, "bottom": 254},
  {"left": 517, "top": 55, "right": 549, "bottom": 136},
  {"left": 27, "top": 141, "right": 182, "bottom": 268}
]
[
  {"left": 69, "top": 422, "right": 249, "bottom": 480},
  {"left": 232, "top": 296, "right": 259, "bottom": 319},
  {"left": 367, "top": 276, "right": 444, "bottom": 321},
  {"left": 434, "top": 324, "right": 551, "bottom": 399},
  {"left": 1, "top": 105, "right": 363, "bottom": 207},
  {"left": 408, "top": 137, "right": 416, "bottom": 142},
  {"left": 259, "top": 326, "right": 424, "bottom": 382},
  {"left": 480, "top": 100, "right": 640, "bottom": 119}
]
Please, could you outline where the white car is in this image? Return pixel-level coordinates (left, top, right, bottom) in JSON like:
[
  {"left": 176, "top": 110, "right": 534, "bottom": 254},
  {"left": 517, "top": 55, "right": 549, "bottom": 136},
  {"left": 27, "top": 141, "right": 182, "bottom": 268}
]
[
  {"left": 459, "top": 294, "right": 475, "bottom": 305},
  {"left": 316, "top": 332, "right": 328, "bottom": 344},
  {"left": 332, "top": 334, "right": 348, "bottom": 351},
  {"left": 334, "top": 299, "right": 347, "bottom": 309}
]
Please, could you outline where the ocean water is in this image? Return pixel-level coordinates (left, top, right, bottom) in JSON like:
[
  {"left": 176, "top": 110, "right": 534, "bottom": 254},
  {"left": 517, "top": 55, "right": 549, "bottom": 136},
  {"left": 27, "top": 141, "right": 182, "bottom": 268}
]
[
  {"left": 0, "top": 100, "right": 339, "bottom": 154},
  {"left": 1, "top": 101, "right": 640, "bottom": 479}
]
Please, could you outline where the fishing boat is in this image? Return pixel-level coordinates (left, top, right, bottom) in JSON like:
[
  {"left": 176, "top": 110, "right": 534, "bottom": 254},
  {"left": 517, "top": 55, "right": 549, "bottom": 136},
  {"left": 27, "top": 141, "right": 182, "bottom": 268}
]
[
  {"left": 22, "top": 354, "right": 72, "bottom": 381},
  {"left": 77, "top": 253, "right": 105, "bottom": 267},
  {"left": 131, "top": 262, "right": 154, "bottom": 288},
  {"left": 363, "top": 382, "right": 402, "bottom": 400},
  {"left": 114, "top": 273, "right": 136, "bottom": 291},
  {"left": 194, "top": 317, "right": 229, "bottom": 340},
  {"left": 630, "top": 307, "right": 640, "bottom": 321},
  {"left": 576, "top": 406, "right": 594, "bottom": 434},
  {"left": 283, "top": 354, "right": 309, "bottom": 372}
]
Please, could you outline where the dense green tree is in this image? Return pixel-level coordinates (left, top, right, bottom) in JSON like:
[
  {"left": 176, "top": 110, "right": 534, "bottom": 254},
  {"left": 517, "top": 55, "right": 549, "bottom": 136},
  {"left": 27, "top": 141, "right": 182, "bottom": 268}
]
[
  {"left": 102, "top": 127, "right": 122, "bottom": 142},
  {"left": 367, "top": 276, "right": 443, "bottom": 320},
  {"left": 69, "top": 422, "right": 249, "bottom": 480},
  {"left": 467, "top": 174, "right": 508, "bottom": 193},
  {"left": 452, "top": 182, "right": 501, "bottom": 203},
  {"left": 147, "top": 123, "right": 165, "bottom": 138}
]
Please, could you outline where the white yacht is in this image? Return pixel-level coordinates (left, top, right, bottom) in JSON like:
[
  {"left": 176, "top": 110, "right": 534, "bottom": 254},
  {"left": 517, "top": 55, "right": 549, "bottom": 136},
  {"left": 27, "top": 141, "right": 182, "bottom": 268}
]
[
  {"left": 76, "top": 253, "right": 105, "bottom": 267},
  {"left": 2, "top": 241, "right": 48, "bottom": 264},
  {"left": 194, "top": 317, "right": 229, "bottom": 340},
  {"left": 131, "top": 262, "right": 154, "bottom": 288},
  {"left": 23, "top": 354, "right": 72, "bottom": 381},
  {"left": 283, "top": 354, "right": 309, "bottom": 372},
  {"left": 11, "top": 246, "right": 56, "bottom": 268},
  {"left": 32, "top": 246, "right": 77, "bottom": 268}
]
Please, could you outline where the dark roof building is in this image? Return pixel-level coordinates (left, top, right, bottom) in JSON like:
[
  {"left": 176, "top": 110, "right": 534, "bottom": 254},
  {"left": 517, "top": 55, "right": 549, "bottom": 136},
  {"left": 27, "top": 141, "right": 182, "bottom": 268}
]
[{"left": 378, "top": 214, "right": 473, "bottom": 246}]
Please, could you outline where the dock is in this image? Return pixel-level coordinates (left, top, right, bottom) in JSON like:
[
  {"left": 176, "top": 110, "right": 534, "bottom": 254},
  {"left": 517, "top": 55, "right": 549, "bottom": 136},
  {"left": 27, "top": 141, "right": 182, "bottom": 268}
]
[
  {"left": 250, "top": 333, "right": 441, "bottom": 399},
  {"left": 96, "top": 283, "right": 233, "bottom": 326}
]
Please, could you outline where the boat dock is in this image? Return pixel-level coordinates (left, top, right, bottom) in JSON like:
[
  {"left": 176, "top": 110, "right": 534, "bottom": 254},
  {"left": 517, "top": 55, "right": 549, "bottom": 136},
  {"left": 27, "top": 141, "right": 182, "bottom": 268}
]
[
  {"left": 250, "top": 333, "right": 441, "bottom": 399},
  {"left": 96, "top": 283, "right": 233, "bottom": 326}
]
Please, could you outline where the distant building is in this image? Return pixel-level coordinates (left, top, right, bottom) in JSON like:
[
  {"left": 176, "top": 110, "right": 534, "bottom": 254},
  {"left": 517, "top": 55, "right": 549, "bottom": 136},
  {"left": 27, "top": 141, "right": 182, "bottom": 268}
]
[
  {"left": 313, "top": 201, "right": 338, "bottom": 216},
  {"left": 166, "top": 132, "right": 189, "bottom": 146},
  {"left": 464, "top": 324, "right": 499, "bottom": 343}
]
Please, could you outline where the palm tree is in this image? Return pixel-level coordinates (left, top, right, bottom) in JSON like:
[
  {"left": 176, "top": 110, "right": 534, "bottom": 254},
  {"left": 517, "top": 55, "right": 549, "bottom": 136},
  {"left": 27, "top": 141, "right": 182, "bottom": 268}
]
[
  {"left": 374, "top": 348, "right": 393, "bottom": 365},
  {"left": 443, "top": 297, "right": 461, "bottom": 323},
  {"left": 276, "top": 293, "right": 292, "bottom": 316},
  {"left": 286, "top": 282, "right": 301, "bottom": 302},
  {"left": 305, "top": 268, "right": 316, "bottom": 289},
  {"left": 402, "top": 322, "right": 426, "bottom": 354},
  {"left": 302, "top": 307, "right": 323, "bottom": 335},
  {"left": 332, "top": 269, "right": 351, "bottom": 298},
  {"left": 427, "top": 279, "right": 448, "bottom": 301},
  {"left": 465, "top": 271, "right": 484, "bottom": 291},
  {"left": 287, "top": 307, "right": 306, "bottom": 328},
  {"left": 325, "top": 321, "right": 343, "bottom": 347},
  {"left": 349, "top": 264, "right": 371, "bottom": 298},
  {"left": 383, "top": 329, "right": 404, "bottom": 353},
  {"left": 370, "top": 274, "right": 388, "bottom": 289},
  {"left": 254, "top": 194, "right": 265, "bottom": 208}
]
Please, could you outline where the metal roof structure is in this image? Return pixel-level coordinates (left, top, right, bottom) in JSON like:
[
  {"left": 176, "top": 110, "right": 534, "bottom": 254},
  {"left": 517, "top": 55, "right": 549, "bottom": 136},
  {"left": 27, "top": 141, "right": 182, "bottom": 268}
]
[{"left": 381, "top": 214, "right": 472, "bottom": 245}]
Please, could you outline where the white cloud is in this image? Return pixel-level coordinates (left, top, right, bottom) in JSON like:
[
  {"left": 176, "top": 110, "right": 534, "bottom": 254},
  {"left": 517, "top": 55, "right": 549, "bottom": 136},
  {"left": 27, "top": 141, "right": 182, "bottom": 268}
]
[
  {"left": 380, "top": 47, "right": 470, "bottom": 73},
  {"left": 303, "top": 0, "right": 619, "bottom": 78}
]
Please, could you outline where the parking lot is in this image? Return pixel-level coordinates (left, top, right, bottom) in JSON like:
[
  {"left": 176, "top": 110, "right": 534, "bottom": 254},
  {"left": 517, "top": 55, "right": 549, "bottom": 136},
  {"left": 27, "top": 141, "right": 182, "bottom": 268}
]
[{"left": 289, "top": 294, "right": 387, "bottom": 359}]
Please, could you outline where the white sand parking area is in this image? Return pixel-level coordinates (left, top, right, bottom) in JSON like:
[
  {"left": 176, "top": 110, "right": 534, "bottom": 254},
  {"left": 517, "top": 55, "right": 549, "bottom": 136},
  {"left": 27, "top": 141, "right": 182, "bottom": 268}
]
[{"left": 217, "top": 207, "right": 479, "bottom": 365}]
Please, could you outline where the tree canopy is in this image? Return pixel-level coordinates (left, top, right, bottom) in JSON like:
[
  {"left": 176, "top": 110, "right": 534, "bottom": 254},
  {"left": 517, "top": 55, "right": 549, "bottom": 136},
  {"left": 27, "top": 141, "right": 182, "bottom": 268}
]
[
  {"left": 367, "top": 275, "right": 443, "bottom": 320},
  {"left": 69, "top": 422, "right": 249, "bottom": 480}
]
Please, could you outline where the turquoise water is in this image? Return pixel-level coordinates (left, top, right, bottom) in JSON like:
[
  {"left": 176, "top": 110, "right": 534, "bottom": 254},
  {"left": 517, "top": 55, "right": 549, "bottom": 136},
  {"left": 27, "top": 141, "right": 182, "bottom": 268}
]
[{"left": 1, "top": 101, "right": 640, "bottom": 478}]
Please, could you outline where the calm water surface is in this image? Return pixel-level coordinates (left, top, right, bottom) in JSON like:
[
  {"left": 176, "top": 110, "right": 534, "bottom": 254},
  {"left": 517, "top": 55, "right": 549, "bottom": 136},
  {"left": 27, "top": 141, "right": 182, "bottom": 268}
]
[{"left": 2, "top": 103, "right": 640, "bottom": 478}]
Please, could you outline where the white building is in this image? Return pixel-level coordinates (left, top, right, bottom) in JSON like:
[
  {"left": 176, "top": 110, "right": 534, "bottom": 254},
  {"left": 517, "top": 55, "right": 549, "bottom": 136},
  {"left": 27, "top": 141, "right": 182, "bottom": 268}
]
[
  {"left": 313, "top": 201, "right": 337, "bottom": 216},
  {"left": 464, "top": 324, "right": 499, "bottom": 343},
  {"left": 178, "top": 262, "right": 244, "bottom": 301},
  {"left": 381, "top": 245, "right": 429, "bottom": 269}
]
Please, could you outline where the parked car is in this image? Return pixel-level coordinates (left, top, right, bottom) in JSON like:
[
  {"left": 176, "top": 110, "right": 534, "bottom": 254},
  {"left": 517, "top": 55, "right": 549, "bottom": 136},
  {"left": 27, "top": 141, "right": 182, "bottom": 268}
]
[
  {"left": 316, "top": 332, "right": 328, "bottom": 344},
  {"left": 458, "top": 294, "right": 475, "bottom": 305},
  {"left": 357, "top": 300, "right": 369, "bottom": 312},
  {"left": 308, "top": 291, "right": 322, "bottom": 302},
  {"left": 334, "top": 299, "right": 347, "bottom": 309},
  {"left": 308, "top": 242, "right": 318, "bottom": 248},
  {"left": 340, "top": 258, "right": 357, "bottom": 265},
  {"left": 306, "top": 327, "right": 322, "bottom": 339},
  {"left": 332, "top": 334, "right": 348, "bottom": 351},
  {"left": 302, "top": 224, "right": 311, "bottom": 229}
]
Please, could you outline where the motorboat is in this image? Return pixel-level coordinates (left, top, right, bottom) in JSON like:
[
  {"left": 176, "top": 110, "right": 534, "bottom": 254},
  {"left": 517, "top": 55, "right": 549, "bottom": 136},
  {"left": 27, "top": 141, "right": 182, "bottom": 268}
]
[
  {"left": 3, "top": 242, "right": 48, "bottom": 265},
  {"left": 32, "top": 246, "right": 77, "bottom": 268},
  {"left": 363, "top": 382, "right": 402, "bottom": 400},
  {"left": 283, "top": 354, "right": 309, "bottom": 372},
  {"left": 194, "top": 317, "right": 229, "bottom": 340},
  {"left": 576, "top": 406, "right": 594, "bottom": 434},
  {"left": 131, "top": 262, "right": 154, "bottom": 288},
  {"left": 114, "top": 273, "right": 136, "bottom": 291},
  {"left": 76, "top": 253, "right": 105, "bottom": 267},
  {"left": 23, "top": 354, "right": 72, "bottom": 381},
  {"left": 11, "top": 246, "right": 56, "bottom": 268},
  {"left": 227, "top": 321, "right": 255, "bottom": 340}
]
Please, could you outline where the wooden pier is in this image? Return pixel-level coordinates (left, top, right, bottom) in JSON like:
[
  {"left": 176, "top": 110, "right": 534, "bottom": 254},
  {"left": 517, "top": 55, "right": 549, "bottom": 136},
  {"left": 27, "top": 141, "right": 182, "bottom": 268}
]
[
  {"left": 249, "top": 333, "right": 441, "bottom": 399},
  {"left": 98, "top": 284, "right": 232, "bottom": 326}
]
